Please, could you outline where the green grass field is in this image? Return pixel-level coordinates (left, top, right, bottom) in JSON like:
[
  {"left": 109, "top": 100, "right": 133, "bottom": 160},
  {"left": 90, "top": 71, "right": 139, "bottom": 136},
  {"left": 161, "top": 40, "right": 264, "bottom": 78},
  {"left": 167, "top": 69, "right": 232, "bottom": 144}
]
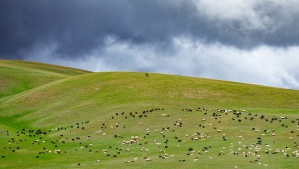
[{"left": 0, "top": 60, "right": 298, "bottom": 169}]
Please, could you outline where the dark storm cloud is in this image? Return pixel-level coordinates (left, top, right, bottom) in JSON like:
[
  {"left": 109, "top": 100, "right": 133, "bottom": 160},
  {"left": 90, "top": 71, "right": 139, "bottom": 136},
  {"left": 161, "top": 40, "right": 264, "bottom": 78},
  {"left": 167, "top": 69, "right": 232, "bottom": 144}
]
[
  {"left": 1, "top": 0, "right": 299, "bottom": 60},
  {"left": 0, "top": 0, "right": 134, "bottom": 59},
  {"left": 0, "top": 0, "right": 186, "bottom": 59}
]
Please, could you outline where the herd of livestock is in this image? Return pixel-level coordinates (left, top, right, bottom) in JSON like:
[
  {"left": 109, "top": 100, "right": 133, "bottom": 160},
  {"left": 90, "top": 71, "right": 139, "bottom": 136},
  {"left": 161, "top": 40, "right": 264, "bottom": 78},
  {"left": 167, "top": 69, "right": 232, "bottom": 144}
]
[{"left": 1, "top": 107, "right": 299, "bottom": 167}]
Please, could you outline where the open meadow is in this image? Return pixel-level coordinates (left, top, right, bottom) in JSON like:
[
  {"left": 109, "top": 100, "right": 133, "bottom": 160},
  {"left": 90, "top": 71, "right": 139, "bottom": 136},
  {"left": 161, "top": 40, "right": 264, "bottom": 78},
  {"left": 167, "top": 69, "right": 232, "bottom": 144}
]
[{"left": 0, "top": 60, "right": 298, "bottom": 169}]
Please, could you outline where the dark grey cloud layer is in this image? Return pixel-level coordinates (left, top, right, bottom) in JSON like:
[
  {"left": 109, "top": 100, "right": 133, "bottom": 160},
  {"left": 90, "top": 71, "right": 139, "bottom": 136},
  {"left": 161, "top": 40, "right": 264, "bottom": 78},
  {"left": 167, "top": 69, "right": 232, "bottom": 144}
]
[
  {"left": 0, "top": 0, "right": 183, "bottom": 59},
  {"left": 1, "top": 0, "right": 299, "bottom": 59},
  {"left": 1, "top": 0, "right": 299, "bottom": 89}
]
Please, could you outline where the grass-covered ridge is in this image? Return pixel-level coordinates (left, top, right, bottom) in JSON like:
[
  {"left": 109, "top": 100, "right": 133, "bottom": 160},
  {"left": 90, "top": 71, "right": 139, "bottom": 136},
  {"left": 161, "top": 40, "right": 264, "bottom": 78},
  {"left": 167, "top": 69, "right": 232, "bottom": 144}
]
[
  {"left": 0, "top": 61, "right": 298, "bottom": 169},
  {"left": 0, "top": 59, "right": 91, "bottom": 99}
]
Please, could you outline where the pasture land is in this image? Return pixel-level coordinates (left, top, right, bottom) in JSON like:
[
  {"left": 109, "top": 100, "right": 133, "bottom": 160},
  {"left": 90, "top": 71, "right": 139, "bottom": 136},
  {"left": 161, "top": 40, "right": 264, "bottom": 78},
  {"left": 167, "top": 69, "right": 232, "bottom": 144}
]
[{"left": 0, "top": 60, "right": 298, "bottom": 169}]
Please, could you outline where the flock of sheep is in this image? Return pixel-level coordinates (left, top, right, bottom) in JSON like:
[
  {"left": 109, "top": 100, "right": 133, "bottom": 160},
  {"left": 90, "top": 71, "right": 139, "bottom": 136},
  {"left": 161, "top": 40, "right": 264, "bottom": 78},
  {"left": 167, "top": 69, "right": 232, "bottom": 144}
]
[{"left": 1, "top": 107, "right": 299, "bottom": 168}]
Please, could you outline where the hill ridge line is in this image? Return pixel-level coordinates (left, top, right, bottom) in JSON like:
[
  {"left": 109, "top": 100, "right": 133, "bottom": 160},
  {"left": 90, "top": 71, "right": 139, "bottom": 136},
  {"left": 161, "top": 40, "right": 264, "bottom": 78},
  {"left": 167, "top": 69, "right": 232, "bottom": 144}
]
[{"left": 0, "top": 62, "right": 74, "bottom": 77}]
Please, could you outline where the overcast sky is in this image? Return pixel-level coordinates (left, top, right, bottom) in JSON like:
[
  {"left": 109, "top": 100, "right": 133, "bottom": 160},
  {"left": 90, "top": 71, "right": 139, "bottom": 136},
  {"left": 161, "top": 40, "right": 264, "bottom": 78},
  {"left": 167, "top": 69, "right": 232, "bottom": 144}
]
[{"left": 1, "top": 0, "right": 299, "bottom": 89}]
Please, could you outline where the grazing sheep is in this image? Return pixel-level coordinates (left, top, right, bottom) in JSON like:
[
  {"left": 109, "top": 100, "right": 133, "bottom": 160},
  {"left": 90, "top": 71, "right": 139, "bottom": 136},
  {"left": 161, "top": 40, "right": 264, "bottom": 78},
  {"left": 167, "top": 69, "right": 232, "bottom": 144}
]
[
  {"left": 54, "top": 149, "right": 61, "bottom": 153},
  {"left": 218, "top": 151, "right": 224, "bottom": 156},
  {"left": 155, "top": 142, "right": 161, "bottom": 147}
]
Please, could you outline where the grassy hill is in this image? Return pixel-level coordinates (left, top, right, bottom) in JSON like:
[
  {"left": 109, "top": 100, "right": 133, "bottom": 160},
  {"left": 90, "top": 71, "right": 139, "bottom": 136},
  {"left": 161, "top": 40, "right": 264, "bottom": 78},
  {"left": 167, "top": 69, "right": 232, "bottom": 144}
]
[
  {"left": 0, "top": 60, "right": 298, "bottom": 169},
  {"left": 0, "top": 60, "right": 91, "bottom": 99}
]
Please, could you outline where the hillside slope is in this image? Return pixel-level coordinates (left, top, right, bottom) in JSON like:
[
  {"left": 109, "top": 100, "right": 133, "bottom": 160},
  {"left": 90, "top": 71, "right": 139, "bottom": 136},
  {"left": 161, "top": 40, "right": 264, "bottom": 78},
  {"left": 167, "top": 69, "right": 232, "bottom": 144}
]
[
  {"left": 0, "top": 61, "right": 299, "bottom": 169},
  {"left": 0, "top": 60, "right": 92, "bottom": 99},
  {"left": 1, "top": 71, "right": 299, "bottom": 130}
]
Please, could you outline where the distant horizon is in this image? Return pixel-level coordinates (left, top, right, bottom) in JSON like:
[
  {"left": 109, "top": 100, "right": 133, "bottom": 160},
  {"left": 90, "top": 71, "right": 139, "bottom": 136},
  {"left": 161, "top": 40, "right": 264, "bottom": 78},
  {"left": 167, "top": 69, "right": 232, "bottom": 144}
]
[{"left": 2, "top": 59, "right": 297, "bottom": 91}]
